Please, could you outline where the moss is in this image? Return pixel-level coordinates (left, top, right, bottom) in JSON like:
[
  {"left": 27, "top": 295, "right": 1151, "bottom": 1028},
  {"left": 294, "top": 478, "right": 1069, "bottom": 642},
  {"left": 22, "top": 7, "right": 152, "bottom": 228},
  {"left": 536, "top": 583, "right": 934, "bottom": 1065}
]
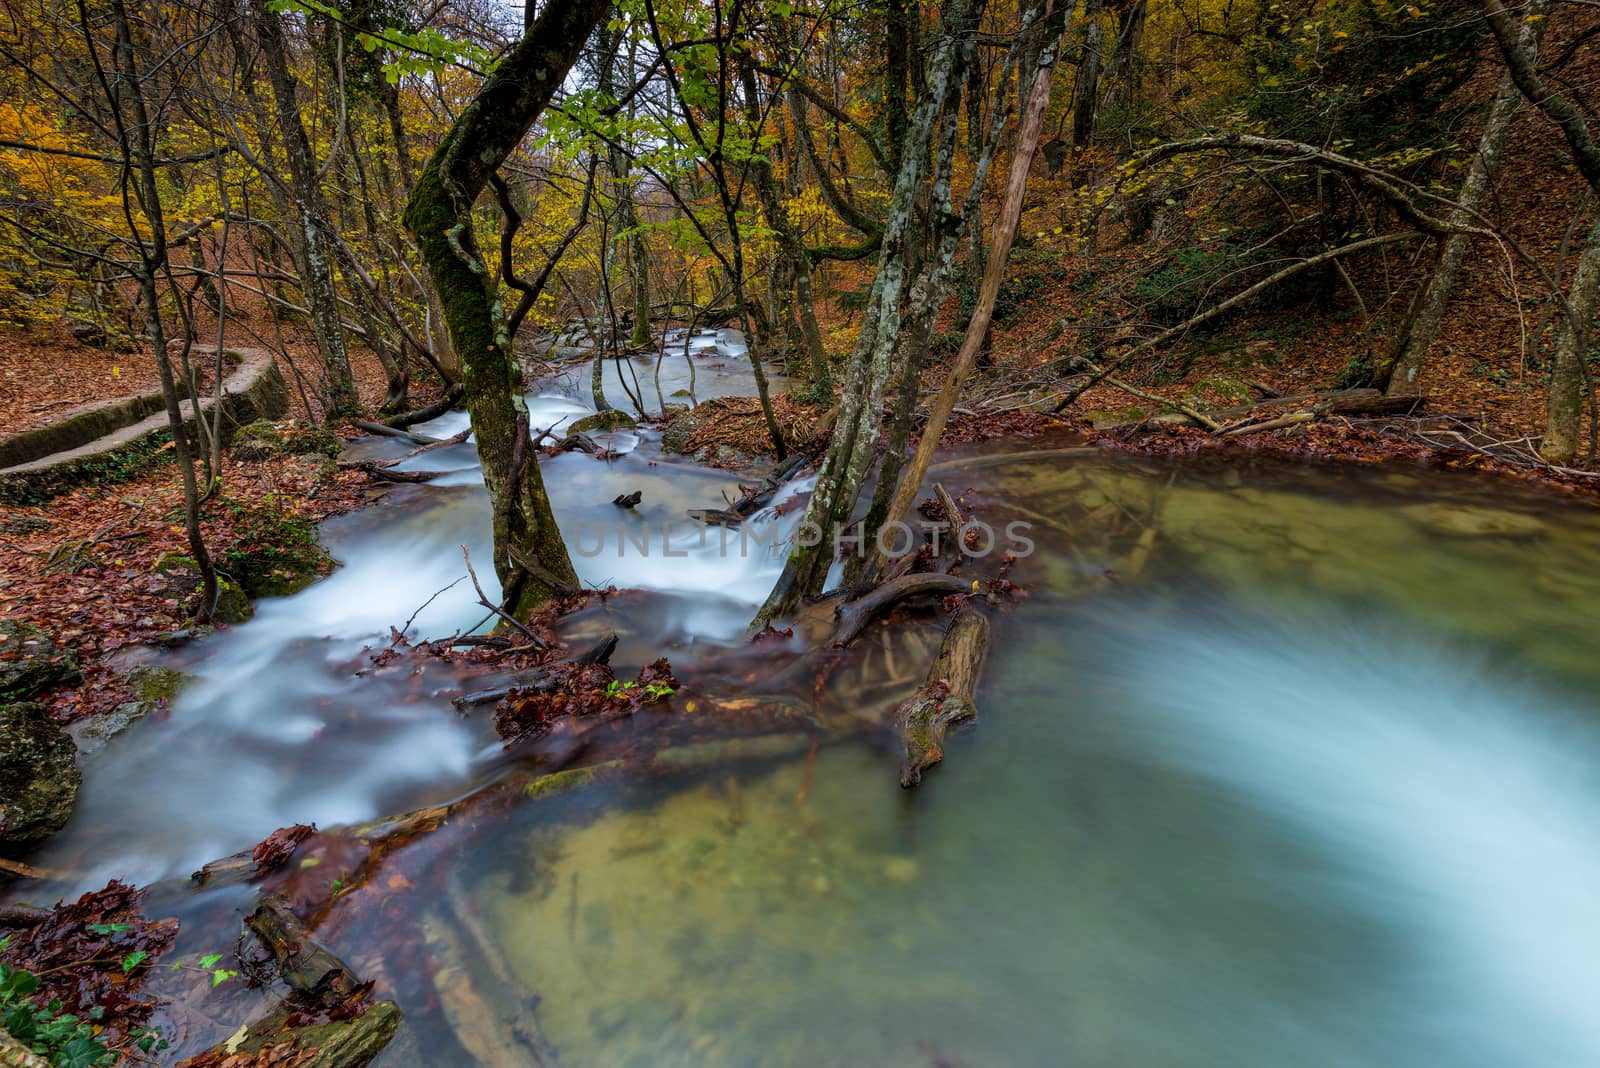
[
  {"left": 125, "top": 665, "right": 187, "bottom": 703},
  {"left": 153, "top": 554, "right": 253, "bottom": 623},
  {"left": 215, "top": 495, "right": 336, "bottom": 599},
  {"left": 0, "top": 701, "right": 80, "bottom": 843}
]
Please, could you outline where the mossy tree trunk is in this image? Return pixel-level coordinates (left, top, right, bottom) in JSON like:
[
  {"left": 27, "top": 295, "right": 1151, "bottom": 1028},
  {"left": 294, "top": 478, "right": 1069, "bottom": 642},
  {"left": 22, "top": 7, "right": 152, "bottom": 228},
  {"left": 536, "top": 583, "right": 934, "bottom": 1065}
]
[
  {"left": 403, "top": 0, "right": 606, "bottom": 619},
  {"left": 741, "top": 62, "right": 830, "bottom": 394}
]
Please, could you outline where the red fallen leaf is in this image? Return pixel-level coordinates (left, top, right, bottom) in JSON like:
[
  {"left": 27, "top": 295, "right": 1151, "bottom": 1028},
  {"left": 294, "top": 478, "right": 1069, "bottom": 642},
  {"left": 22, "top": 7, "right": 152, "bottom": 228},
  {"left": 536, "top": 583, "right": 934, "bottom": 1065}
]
[{"left": 252, "top": 823, "right": 318, "bottom": 873}]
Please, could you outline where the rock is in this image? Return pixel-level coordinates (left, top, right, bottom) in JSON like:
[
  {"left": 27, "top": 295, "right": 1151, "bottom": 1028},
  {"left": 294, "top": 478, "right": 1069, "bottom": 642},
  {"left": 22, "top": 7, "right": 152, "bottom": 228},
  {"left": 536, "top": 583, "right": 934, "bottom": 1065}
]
[
  {"left": 230, "top": 419, "right": 341, "bottom": 463},
  {"left": 154, "top": 554, "right": 253, "bottom": 623},
  {"left": 0, "top": 515, "right": 49, "bottom": 537},
  {"left": 882, "top": 857, "right": 919, "bottom": 882},
  {"left": 69, "top": 702, "right": 154, "bottom": 756},
  {"left": 0, "top": 1027, "right": 49, "bottom": 1067},
  {"left": 1400, "top": 502, "right": 1545, "bottom": 541},
  {"left": 216, "top": 999, "right": 402, "bottom": 1068},
  {"left": 661, "top": 407, "right": 709, "bottom": 455},
  {"left": 0, "top": 702, "right": 80, "bottom": 843},
  {"left": 0, "top": 621, "right": 82, "bottom": 700},
  {"left": 214, "top": 576, "right": 253, "bottom": 622},
  {"left": 69, "top": 666, "right": 187, "bottom": 755},
  {"left": 568, "top": 409, "right": 638, "bottom": 434},
  {"left": 66, "top": 316, "right": 107, "bottom": 348}
]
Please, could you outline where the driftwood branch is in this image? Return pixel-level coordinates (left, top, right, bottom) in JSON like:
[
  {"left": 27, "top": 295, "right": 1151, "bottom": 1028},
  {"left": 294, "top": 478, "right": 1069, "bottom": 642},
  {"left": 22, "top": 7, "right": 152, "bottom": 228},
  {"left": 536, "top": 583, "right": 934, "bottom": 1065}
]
[
  {"left": 897, "top": 607, "right": 990, "bottom": 787},
  {"left": 831, "top": 573, "right": 973, "bottom": 647},
  {"left": 462, "top": 544, "right": 549, "bottom": 648},
  {"left": 352, "top": 419, "right": 442, "bottom": 446}
]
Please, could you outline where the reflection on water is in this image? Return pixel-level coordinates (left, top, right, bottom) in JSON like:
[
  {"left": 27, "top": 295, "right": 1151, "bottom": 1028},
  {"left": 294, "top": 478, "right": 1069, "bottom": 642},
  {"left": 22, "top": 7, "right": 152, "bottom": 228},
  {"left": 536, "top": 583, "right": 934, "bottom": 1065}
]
[{"left": 451, "top": 591, "right": 1600, "bottom": 1068}]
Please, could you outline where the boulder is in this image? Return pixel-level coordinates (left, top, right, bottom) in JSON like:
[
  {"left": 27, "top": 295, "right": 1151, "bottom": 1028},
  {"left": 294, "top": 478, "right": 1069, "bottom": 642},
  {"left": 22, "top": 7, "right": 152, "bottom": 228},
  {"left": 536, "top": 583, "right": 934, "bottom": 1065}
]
[
  {"left": 0, "top": 702, "right": 80, "bottom": 843},
  {"left": 230, "top": 419, "right": 342, "bottom": 463},
  {"left": 0, "top": 622, "right": 81, "bottom": 701},
  {"left": 567, "top": 409, "right": 638, "bottom": 435}
]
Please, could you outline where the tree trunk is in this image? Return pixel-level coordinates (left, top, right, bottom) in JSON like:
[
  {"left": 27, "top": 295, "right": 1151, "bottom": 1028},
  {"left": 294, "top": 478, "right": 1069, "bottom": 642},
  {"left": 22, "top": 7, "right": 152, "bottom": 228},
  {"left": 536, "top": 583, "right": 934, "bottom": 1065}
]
[
  {"left": 1382, "top": 1, "right": 1548, "bottom": 394},
  {"left": 403, "top": 0, "right": 605, "bottom": 620},
  {"left": 860, "top": 0, "right": 1065, "bottom": 586},
  {"left": 599, "top": 27, "right": 653, "bottom": 349},
  {"left": 753, "top": 0, "right": 988, "bottom": 628},
  {"left": 742, "top": 62, "right": 830, "bottom": 393},
  {"left": 252, "top": 0, "right": 360, "bottom": 418},
  {"left": 109, "top": 0, "right": 219, "bottom": 622},
  {"left": 1102, "top": 0, "right": 1145, "bottom": 121},
  {"left": 1071, "top": 0, "right": 1105, "bottom": 148},
  {"left": 1542, "top": 215, "right": 1600, "bottom": 464}
]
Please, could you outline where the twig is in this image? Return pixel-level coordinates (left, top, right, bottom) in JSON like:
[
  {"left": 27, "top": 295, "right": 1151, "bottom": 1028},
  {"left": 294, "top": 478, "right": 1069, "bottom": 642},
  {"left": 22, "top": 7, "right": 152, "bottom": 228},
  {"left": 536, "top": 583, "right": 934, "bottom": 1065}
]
[
  {"left": 460, "top": 544, "right": 549, "bottom": 648},
  {"left": 391, "top": 575, "right": 467, "bottom": 647}
]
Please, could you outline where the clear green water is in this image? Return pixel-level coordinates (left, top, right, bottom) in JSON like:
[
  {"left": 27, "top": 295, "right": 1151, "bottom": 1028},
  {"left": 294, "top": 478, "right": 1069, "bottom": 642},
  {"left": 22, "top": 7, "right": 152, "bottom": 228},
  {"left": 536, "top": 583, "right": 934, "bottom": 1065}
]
[{"left": 424, "top": 450, "right": 1600, "bottom": 1068}]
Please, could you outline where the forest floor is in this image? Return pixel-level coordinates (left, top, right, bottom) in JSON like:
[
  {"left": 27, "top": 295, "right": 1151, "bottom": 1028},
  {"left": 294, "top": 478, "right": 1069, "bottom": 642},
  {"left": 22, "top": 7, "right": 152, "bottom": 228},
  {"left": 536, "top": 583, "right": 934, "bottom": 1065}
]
[{"left": 0, "top": 322, "right": 405, "bottom": 727}]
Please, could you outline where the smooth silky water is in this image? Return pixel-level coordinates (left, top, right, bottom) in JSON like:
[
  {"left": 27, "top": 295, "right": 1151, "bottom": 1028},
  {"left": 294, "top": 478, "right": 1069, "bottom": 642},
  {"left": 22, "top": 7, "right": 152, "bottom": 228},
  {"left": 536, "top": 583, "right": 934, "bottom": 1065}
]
[
  {"left": 22, "top": 335, "right": 1600, "bottom": 1065},
  {"left": 446, "top": 451, "right": 1600, "bottom": 1068}
]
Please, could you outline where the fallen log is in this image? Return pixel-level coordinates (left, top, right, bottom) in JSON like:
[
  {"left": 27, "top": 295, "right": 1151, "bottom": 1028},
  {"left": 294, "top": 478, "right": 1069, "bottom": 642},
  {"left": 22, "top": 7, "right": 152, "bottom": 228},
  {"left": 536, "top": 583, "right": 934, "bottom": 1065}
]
[
  {"left": 351, "top": 419, "right": 440, "bottom": 446},
  {"left": 247, "top": 895, "right": 362, "bottom": 1002},
  {"left": 384, "top": 384, "right": 464, "bottom": 429},
  {"left": 831, "top": 573, "right": 973, "bottom": 647},
  {"left": 897, "top": 607, "right": 990, "bottom": 787},
  {"left": 362, "top": 466, "right": 449, "bottom": 483},
  {"left": 687, "top": 507, "right": 744, "bottom": 527},
  {"left": 1221, "top": 409, "right": 1316, "bottom": 436},
  {"left": 363, "top": 428, "right": 471, "bottom": 469}
]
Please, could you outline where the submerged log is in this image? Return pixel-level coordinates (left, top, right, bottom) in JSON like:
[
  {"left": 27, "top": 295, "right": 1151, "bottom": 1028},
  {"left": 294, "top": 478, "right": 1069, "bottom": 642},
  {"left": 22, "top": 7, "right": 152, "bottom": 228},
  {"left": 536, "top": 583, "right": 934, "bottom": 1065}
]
[{"left": 897, "top": 607, "right": 990, "bottom": 787}]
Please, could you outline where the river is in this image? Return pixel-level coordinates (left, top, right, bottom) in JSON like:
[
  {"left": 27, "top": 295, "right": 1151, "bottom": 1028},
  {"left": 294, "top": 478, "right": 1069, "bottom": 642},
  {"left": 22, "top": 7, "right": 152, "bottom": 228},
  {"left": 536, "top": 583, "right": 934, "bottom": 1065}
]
[{"left": 23, "top": 333, "right": 1600, "bottom": 1066}]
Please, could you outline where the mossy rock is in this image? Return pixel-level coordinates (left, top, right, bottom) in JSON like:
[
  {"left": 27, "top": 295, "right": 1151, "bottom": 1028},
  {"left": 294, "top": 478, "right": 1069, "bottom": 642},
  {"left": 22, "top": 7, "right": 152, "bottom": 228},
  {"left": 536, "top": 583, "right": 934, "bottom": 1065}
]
[
  {"left": 660, "top": 407, "right": 709, "bottom": 455},
  {"left": 231, "top": 419, "right": 341, "bottom": 462},
  {"left": 126, "top": 664, "right": 186, "bottom": 702},
  {"left": 0, "top": 621, "right": 82, "bottom": 700},
  {"left": 568, "top": 409, "right": 638, "bottom": 435},
  {"left": 154, "top": 554, "right": 254, "bottom": 623},
  {"left": 227, "top": 550, "right": 328, "bottom": 599},
  {"left": 0, "top": 701, "right": 80, "bottom": 843}
]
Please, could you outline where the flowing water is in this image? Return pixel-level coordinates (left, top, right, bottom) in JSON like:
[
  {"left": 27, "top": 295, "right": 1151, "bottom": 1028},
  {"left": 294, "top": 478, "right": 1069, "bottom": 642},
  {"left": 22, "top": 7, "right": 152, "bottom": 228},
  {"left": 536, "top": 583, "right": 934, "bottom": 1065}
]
[{"left": 21, "top": 337, "right": 1600, "bottom": 1066}]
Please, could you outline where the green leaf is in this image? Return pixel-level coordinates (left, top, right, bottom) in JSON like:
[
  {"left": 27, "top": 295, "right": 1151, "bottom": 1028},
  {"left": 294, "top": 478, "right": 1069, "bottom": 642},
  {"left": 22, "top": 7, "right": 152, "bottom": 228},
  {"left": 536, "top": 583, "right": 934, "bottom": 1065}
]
[
  {"left": 198, "top": 953, "right": 225, "bottom": 969},
  {"left": 120, "top": 950, "right": 148, "bottom": 973}
]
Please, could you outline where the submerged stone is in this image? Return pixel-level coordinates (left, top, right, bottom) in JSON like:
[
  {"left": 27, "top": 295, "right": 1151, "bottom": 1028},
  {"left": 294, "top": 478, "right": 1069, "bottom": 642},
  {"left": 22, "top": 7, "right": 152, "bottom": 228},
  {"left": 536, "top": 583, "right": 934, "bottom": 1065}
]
[{"left": 0, "top": 701, "right": 80, "bottom": 842}]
